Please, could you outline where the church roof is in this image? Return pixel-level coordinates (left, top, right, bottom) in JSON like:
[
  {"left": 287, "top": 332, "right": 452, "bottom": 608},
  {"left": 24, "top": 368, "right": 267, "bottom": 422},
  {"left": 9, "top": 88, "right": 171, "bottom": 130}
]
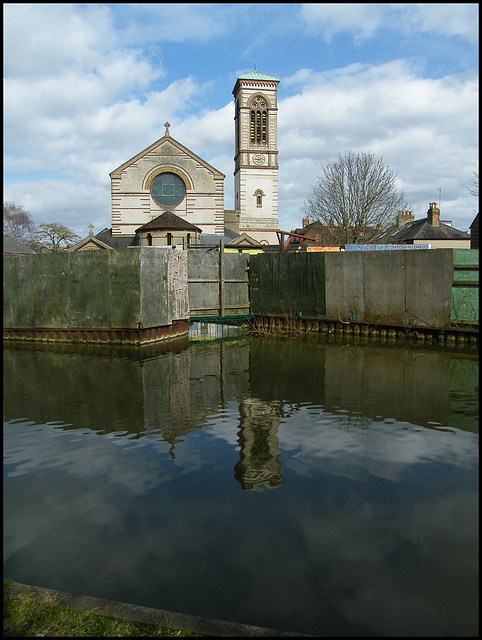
[
  {"left": 388, "top": 219, "right": 470, "bottom": 242},
  {"left": 237, "top": 71, "right": 280, "bottom": 82},
  {"left": 136, "top": 211, "right": 202, "bottom": 233},
  {"left": 95, "top": 228, "right": 137, "bottom": 248}
]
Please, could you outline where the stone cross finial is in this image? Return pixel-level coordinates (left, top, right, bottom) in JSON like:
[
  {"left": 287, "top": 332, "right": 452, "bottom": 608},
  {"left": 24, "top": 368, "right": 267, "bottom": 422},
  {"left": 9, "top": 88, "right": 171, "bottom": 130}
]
[
  {"left": 164, "top": 122, "right": 171, "bottom": 136},
  {"left": 88, "top": 223, "right": 94, "bottom": 236}
]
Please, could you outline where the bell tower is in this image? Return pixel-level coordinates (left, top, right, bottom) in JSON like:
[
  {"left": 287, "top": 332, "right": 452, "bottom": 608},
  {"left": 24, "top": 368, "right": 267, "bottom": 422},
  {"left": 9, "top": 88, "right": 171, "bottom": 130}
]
[{"left": 233, "top": 71, "right": 280, "bottom": 244}]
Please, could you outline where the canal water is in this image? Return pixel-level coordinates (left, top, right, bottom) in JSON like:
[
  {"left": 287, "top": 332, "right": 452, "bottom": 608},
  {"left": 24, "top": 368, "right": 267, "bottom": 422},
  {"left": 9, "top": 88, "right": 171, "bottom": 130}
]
[{"left": 3, "top": 334, "right": 478, "bottom": 636}]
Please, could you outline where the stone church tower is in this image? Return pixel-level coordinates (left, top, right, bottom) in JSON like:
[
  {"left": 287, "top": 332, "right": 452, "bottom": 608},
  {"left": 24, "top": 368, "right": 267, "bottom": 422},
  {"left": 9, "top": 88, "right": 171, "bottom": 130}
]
[{"left": 232, "top": 72, "right": 280, "bottom": 244}]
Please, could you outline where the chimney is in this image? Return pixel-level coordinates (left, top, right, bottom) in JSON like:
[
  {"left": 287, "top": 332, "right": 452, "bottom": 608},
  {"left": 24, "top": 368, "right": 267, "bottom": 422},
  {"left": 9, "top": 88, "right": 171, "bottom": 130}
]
[
  {"left": 397, "top": 210, "right": 414, "bottom": 227},
  {"left": 427, "top": 202, "right": 440, "bottom": 227},
  {"left": 302, "top": 216, "right": 309, "bottom": 228}
]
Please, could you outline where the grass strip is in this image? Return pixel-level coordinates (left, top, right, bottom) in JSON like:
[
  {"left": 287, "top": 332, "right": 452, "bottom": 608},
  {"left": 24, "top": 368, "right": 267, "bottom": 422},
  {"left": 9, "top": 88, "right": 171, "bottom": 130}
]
[{"left": 4, "top": 582, "right": 204, "bottom": 637}]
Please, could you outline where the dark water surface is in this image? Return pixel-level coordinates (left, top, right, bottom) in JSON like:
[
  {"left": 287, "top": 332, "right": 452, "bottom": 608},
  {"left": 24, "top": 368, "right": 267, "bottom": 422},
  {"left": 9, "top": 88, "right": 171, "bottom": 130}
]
[{"left": 3, "top": 335, "right": 478, "bottom": 636}]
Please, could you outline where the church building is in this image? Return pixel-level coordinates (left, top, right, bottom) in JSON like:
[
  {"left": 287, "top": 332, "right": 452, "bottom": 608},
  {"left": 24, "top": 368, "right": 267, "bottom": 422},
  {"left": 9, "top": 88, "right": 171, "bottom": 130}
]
[{"left": 72, "top": 71, "right": 280, "bottom": 251}]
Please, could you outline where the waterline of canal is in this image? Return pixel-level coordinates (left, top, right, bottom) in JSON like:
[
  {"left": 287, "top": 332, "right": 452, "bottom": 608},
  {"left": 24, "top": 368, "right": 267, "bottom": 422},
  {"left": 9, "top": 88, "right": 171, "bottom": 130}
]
[{"left": 3, "top": 335, "right": 478, "bottom": 636}]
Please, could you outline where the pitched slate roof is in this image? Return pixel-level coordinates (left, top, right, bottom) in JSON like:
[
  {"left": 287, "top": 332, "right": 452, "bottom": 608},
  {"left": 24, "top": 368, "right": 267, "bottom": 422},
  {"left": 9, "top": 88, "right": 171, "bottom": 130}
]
[
  {"left": 3, "top": 235, "right": 36, "bottom": 255},
  {"left": 94, "top": 228, "right": 137, "bottom": 248},
  {"left": 136, "top": 211, "right": 202, "bottom": 233},
  {"left": 69, "top": 234, "right": 114, "bottom": 251},
  {"left": 388, "top": 219, "right": 470, "bottom": 243}
]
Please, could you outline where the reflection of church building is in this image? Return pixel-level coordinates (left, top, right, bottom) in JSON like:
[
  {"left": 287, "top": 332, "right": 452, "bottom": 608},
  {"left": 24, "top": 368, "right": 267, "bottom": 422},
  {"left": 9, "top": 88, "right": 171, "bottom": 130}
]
[
  {"left": 234, "top": 398, "right": 284, "bottom": 492},
  {"left": 71, "top": 71, "right": 280, "bottom": 251}
]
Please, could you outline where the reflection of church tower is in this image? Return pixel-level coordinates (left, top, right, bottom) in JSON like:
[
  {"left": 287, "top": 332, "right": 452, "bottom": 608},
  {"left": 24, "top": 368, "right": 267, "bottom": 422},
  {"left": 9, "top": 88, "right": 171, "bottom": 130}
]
[
  {"left": 234, "top": 398, "right": 284, "bottom": 492},
  {"left": 233, "top": 71, "right": 280, "bottom": 245}
]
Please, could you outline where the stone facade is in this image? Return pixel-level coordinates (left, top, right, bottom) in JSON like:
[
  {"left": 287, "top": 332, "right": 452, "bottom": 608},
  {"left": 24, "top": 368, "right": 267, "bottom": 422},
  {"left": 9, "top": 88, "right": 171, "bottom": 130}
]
[
  {"left": 233, "top": 72, "right": 280, "bottom": 244},
  {"left": 107, "top": 72, "right": 281, "bottom": 245},
  {"left": 110, "top": 125, "right": 225, "bottom": 237}
]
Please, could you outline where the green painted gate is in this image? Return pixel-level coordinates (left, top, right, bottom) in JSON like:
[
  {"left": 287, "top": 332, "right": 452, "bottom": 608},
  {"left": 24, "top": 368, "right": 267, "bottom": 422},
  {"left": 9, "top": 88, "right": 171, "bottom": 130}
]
[{"left": 451, "top": 249, "right": 478, "bottom": 326}]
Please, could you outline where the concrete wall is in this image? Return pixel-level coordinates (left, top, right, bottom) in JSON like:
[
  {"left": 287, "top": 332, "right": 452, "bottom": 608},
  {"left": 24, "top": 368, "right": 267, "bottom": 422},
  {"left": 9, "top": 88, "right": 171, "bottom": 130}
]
[
  {"left": 3, "top": 248, "right": 188, "bottom": 330},
  {"left": 4, "top": 246, "right": 477, "bottom": 336},
  {"left": 325, "top": 249, "right": 453, "bottom": 326},
  {"left": 250, "top": 249, "right": 456, "bottom": 328},
  {"left": 249, "top": 252, "right": 326, "bottom": 317}
]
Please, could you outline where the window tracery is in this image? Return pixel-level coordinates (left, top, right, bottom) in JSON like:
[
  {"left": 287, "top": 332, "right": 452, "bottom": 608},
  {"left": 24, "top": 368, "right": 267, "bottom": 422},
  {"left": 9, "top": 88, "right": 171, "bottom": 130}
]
[{"left": 249, "top": 95, "right": 269, "bottom": 145}]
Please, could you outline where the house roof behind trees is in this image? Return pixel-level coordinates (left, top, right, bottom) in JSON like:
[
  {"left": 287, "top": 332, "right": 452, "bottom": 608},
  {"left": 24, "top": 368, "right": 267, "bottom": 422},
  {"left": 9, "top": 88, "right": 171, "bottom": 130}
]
[
  {"left": 3, "top": 235, "right": 36, "bottom": 255},
  {"left": 388, "top": 219, "right": 470, "bottom": 243}
]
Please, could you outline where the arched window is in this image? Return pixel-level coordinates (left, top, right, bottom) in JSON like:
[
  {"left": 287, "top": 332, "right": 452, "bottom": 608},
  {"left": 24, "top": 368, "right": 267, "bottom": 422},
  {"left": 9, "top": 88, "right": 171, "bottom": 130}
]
[
  {"left": 249, "top": 95, "right": 268, "bottom": 145},
  {"left": 254, "top": 189, "right": 265, "bottom": 207}
]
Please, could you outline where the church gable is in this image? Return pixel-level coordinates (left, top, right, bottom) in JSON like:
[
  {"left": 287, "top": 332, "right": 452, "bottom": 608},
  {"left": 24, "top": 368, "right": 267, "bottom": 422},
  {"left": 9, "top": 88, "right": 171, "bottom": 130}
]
[
  {"left": 110, "top": 133, "right": 224, "bottom": 181},
  {"left": 228, "top": 232, "right": 261, "bottom": 247},
  {"left": 110, "top": 125, "right": 225, "bottom": 237}
]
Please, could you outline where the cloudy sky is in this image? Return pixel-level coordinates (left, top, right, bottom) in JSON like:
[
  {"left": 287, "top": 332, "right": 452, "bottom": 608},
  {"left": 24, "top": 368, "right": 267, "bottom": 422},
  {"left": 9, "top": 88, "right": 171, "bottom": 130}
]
[{"left": 3, "top": 3, "right": 479, "bottom": 237}]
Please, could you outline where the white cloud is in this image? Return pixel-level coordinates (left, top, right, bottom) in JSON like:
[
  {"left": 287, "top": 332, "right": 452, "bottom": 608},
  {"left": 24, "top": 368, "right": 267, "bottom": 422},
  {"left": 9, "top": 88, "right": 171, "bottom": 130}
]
[
  {"left": 3, "top": 4, "right": 118, "bottom": 77},
  {"left": 300, "top": 3, "right": 479, "bottom": 44},
  {"left": 121, "top": 3, "right": 240, "bottom": 44},
  {"left": 301, "top": 3, "right": 384, "bottom": 43},
  {"left": 399, "top": 3, "right": 479, "bottom": 44},
  {"left": 277, "top": 61, "right": 478, "bottom": 230},
  {"left": 174, "top": 103, "right": 234, "bottom": 157},
  {"left": 4, "top": 177, "right": 111, "bottom": 237}
]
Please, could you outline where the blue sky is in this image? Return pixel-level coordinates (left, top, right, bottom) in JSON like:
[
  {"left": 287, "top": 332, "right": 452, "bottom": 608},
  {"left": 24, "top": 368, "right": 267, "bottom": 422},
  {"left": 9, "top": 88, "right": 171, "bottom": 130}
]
[{"left": 4, "top": 3, "right": 479, "bottom": 237}]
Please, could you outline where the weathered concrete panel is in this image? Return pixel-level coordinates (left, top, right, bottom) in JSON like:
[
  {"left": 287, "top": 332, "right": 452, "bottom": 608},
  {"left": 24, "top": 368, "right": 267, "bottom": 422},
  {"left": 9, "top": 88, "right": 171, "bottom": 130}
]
[
  {"left": 108, "top": 250, "right": 142, "bottom": 328},
  {"left": 325, "top": 252, "right": 366, "bottom": 321},
  {"left": 404, "top": 249, "right": 453, "bottom": 327},
  {"left": 251, "top": 249, "right": 456, "bottom": 328},
  {"left": 166, "top": 250, "right": 189, "bottom": 322},
  {"left": 3, "top": 254, "right": 37, "bottom": 327},
  {"left": 139, "top": 248, "right": 169, "bottom": 328},
  {"left": 139, "top": 248, "right": 188, "bottom": 328},
  {"left": 325, "top": 249, "right": 454, "bottom": 327},
  {"left": 250, "top": 252, "right": 326, "bottom": 317},
  {"left": 68, "top": 251, "right": 114, "bottom": 327},
  {"left": 3, "top": 248, "right": 190, "bottom": 332},
  {"left": 3, "top": 251, "right": 122, "bottom": 329},
  {"left": 361, "top": 251, "right": 406, "bottom": 323}
]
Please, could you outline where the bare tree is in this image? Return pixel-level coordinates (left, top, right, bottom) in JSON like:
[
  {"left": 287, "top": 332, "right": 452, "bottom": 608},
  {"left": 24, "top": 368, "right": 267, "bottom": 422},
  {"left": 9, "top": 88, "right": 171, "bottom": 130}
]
[
  {"left": 302, "top": 150, "right": 409, "bottom": 244},
  {"left": 30, "top": 222, "right": 80, "bottom": 253},
  {"left": 463, "top": 164, "right": 478, "bottom": 198},
  {"left": 3, "top": 202, "right": 35, "bottom": 242}
]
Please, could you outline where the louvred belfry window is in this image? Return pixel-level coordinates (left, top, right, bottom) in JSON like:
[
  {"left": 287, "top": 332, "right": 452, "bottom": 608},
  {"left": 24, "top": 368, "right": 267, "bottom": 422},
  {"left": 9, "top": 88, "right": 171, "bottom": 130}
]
[{"left": 250, "top": 96, "right": 268, "bottom": 144}]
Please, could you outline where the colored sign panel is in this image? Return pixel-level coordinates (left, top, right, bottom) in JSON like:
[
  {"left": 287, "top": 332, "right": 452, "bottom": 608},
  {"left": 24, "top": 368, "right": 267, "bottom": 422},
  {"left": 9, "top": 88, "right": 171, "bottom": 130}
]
[
  {"left": 344, "top": 244, "right": 431, "bottom": 251},
  {"left": 306, "top": 246, "right": 341, "bottom": 252}
]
